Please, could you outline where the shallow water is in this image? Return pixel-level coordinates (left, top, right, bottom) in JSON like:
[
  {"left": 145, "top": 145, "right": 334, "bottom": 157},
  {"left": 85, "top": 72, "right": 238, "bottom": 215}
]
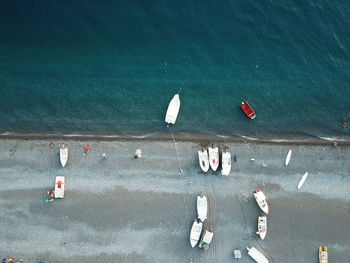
[{"left": 0, "top": 0, "right": 349, "bottom": 139}]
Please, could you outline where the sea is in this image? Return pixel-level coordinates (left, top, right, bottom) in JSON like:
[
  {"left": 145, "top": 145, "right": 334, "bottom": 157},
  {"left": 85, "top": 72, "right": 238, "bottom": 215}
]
[{"left": 0, "top": 0, "right": 349, "bottom": 141}]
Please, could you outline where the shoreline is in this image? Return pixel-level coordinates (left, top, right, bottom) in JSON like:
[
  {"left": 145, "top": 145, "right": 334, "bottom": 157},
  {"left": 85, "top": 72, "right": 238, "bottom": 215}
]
[{"left": 0, "top": 132, "right": 349, "bottom": 145}]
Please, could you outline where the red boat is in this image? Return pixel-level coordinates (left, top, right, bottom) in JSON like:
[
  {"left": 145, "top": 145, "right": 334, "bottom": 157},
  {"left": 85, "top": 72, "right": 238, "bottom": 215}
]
[{"left": 240, "top": 101, "right": 256, "bottom": 119}]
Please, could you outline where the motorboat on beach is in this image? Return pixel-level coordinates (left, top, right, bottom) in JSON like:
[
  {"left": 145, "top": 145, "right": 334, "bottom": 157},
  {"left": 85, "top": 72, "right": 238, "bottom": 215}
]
[
  {"left": 60, "top": 145, "right": 68, "bottom": 167},
  {"left": 285, "top": 149, "right": 292, "bottom": 166},
  {"left": 240, "top": 101, "right": 256, "bottom": 120},
  {"left": 198, "top": 150, "right": 209, "bottom": 172},
  {"left": 254, "top": 189, "right": 269, "bottom": 214},
  {"left": 297, "top": 172, "right": 309, "bottom": 189},
  {"left": 165, "top": 94, "right": 180, "bottom": 125},
  {"left": 198, "top": 229, "right": 213, "bottom": 250},
  {"left": 197, "top": 195, "right": 208, "bottom": 222},
  {"left": 319, "top": 246, "right": 328, "bottom": 263},
  {"left": 54, "top": 176, "right": 65, "bottom": 198},
  {"left": 221, "top": 151, "right": 231, "bottom": 176},
  {"left": 256, "top": 215, "right": 267, "bottom": 240},
  {"left": 190, "top": 220, "right": 203, "bottom": 248},
  {"left": 208, "top": 146, "right": 219, "bottom": 171},
  {"left": 247, "top": 246, "right": 269, "bottom": 263}
]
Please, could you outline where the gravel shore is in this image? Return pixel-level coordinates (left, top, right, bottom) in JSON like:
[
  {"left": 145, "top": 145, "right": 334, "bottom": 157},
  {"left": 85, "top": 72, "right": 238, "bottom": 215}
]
[{"left": 0, "top": 138, "right": 349, "bottom": 262}]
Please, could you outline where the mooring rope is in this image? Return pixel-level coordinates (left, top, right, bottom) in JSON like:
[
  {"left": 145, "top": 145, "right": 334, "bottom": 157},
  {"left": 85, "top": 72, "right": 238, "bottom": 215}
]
[{"left": 168, "top": 125, "right": 183, "bottom": 174}]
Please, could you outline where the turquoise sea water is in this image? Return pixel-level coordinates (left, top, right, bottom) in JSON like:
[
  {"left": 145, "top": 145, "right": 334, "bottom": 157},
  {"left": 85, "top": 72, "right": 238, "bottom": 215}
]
[{"left": 0, "top": 0, "right": 349, "bottom": 140}]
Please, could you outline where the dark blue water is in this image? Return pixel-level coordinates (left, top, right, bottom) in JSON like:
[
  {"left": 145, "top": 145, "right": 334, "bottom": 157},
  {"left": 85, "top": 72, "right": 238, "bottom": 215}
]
[{"left": 0, "top": 0, "right": 349, "bottom": 140}]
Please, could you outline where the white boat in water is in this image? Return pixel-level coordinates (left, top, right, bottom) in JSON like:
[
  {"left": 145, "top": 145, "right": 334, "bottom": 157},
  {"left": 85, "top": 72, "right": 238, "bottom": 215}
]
[
  {"left": 221, "top": 151, "right": 231, "bottom": 176},
  {"left": 60, "top": 145, "right": 68, "bottom": 168},
  {"left": 190, "top": 220, "right": 203, "bottom": 248},
  {"left": 285, "top": 149, "right": 292, "bottom": 166},
  {"left": 198, "top": 150, "right": 209, "bottom": 172},
  {"left": 247, "top": 247, "right": 269, "bottom": 263},
  {"left": 297, "top": 172, "right": 309, "bottom": 189},
  {"left": 165, "top": 94, "right": 180, "bottom": 125},
  {"left": 197, "top": 195, "right": 208, "bottom": 222},
  {"left": 254, "top": 190, "right": 269, "bottom": 214},
  {"left": 54, "top": 176, "right": 65, "bottom": 198},
  {"left": 208, "top": 146, "right": 219, "bottom": 171},
  {"left": 256, "top": 215, "right": 267, "bottom": 240}
]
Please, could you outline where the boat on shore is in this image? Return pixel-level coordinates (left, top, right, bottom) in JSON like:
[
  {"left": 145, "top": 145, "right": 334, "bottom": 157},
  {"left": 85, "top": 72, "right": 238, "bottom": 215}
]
[
  {"left": 221, "top": 151, "right": 231, "bottom": 176},
  {"left": 208, "top": 146, "right": 219, "bottom": 171},
  {"left": 240, "top": 101, "right": 256, "bottom": 120},
  {"left": 198, "top": 229, "right": 213, "bottom": 250},
  {"left": 198, "top": 150, "right": 209, "bottom": 172},
  {"left": 197, "top": 195, "right": 207, "bottom": 222},
  {"left": 256, "top": 215, "right": 267, "bottom": 240},
  {"left": 254, "top": 190, "right": 269, "bottom": 214},
  {"left": 165, "top": 94, "right": 180, "bottom": 125},
  {"left": 60, "top": 145, "right": 68, "bottom": 167},
  {"left": 54, "top": 176, "right": 65, "bottom": 198},
  {"left": 285, "top": 149, "right": 292, "bottom": 166},
  {"left": 319, "top": 246, "right": 328, "bottom": 263},
  {"left": 297, "top": 172, "right": 309, "bottom": 189},
  {"left": 190, "top": 220, "right": 203, "bottom": 248},
  {"left": 247, "top": 246, "right": 269, "bottom": 263}
]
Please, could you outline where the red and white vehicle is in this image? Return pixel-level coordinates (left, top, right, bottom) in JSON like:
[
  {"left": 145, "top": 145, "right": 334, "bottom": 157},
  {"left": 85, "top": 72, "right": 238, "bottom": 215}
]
[{"left": 240, "top": 101, "right": 256, "bottom": 119}]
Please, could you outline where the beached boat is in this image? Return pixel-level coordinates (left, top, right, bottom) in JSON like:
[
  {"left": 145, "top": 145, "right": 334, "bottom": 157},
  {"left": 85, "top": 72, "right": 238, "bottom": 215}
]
[
  {"left": 297, "top": 172, "right": 309, "bottom": 189},
  {"left": 247, "top": 247, "right": 269, "bottom": 263},
  {"left": 256, "top": 215, "right": 267, "bottom": 240},
  {"left": 190, "top": 220, "right": 203, "bottom": 248},
  {"left": 60, "top": 145, "right": 68, "bottom": 167},
  {"left": 54, "top": 176, "right": 65, "bottom": 198},
  {"left": 319, "top": 246, "right": 328, "bottom": 263},
  {"left": 240, "top": 101, "right": 256, "bottom": 120},
  {"left": 197, "top": 195, "right": 208, "bottom": 222},
  {"left": 208, "top": 146, "right": 219, "bottom": 171},
  {"left": 198, "top": 229, "right": 213, "bottom": 250},
  {"left": 254, "top": 190, "right": 269, "bottom": 214},
  {"left": 198, "top": 150, "right": 209, "bottom": 172},
  {"left": 285, "top": 149, "right": 292, "bottom": 166},
  {"left": 221, "top": 151, "right": 231, "bottom": 176},
  {"left": 165, "top": 94, "right": 180, "bottom": 125}
]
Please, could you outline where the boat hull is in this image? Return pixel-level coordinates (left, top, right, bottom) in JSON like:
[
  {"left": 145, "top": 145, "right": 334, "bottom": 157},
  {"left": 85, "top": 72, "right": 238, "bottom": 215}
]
[
  {"left": 285, "top": 150, "right": 292, "bottom": 166},
  {"left": 165, "top": 94, "right": 180, "bottom": 125},
  {"left": 60, "top": 147, "right": 68, "bottom": 167},
  {"left": 254, "top": 190, "right": 269, "bottom": 214},
  {"left": 247, "top": 247, "right": 269, "bottom": 263},
  {"left": 256, "top": 216, "right": 267, "bottom": 240},
  {"left": 208, "top": 146, "right": 219, "bottom": 171},
  {"left": 240, "top": 101, "right": 256, "bottom": 120},
  {"left": 54, "top": 176, "right": 65, "bottom": 198},
  {"left": 190, "top": 220, "right": 203, "bottom": 248},
  {"left": 198, "top": 150, "right": 209, "bottom": 172},
  {"left": 197, "top": 195, "right": 208, "bottom": 222},
  {"left": 297, "top": 172, "right": 309, "bottom": 189},
  {"left": 221, "top": 151, "right": 231, "bottom": 176}
]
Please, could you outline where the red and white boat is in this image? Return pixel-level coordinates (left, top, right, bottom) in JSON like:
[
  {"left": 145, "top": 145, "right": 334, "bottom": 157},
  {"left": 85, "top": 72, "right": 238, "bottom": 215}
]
[{"left": 240, "top": 101, "right": 256, "bottom": 119}]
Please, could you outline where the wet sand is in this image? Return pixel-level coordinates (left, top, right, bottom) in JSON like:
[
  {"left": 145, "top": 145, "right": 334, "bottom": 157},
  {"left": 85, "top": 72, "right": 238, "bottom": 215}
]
[{"left": 0, "top": 138, "right": 349, "bottom": 262}]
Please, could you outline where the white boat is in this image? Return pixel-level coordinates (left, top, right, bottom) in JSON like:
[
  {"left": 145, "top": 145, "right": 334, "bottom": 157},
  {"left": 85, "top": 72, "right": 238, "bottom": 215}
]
[
  {"left": 54, "top": 176, "right": 65, "bottom": 198},
  {"left": 285, "top": 149, "right": 292, "bottom": 166},
  {"left": 256, "top": 215, "right": 267, "bottom": 240},
  {"left": 221, "top": 151, "right": 231, "bottom": 176},
  {"left": 197, "top": 195, "right": 207, "bottom": 222},
  {"left": 254, "top": 190, "right": 269, "bottom": 214},
  {"left": 165, "top": 94, "right": 180, "bottom": 125},
  {"left": 60, "top": 145, "right": 68, "bottom": 167},
  {"left": 319, "top": 246, "right": 328, "bottom": 263},
  {"left": 198, "top": 150, "right": 209, "bottom": 172},
  {"left": 190, "top": 220, "right": 203, "bottom": 248},
  {"left": 247, "top": 247, "right": 269, "bottom": 263},
  {"left": 208, "top": 146, "right": 219, "bottom": 171},
  {"left": 297, "top": 172, "right": 309, "bottom": 189}
]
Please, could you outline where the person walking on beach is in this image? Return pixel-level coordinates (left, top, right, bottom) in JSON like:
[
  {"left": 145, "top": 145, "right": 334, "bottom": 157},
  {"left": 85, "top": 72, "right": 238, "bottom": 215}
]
[
  {"left": 102, "top": 153, "right": 107, "bottom": 160},
  {"left": 84, "top": 145, "right": 91, "bottom": 155}
]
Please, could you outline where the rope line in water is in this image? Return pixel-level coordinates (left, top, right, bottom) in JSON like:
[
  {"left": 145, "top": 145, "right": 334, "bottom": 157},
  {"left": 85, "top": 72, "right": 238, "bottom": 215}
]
[{"left": 168, "top": 126, "right": 183, "bottom": 174}]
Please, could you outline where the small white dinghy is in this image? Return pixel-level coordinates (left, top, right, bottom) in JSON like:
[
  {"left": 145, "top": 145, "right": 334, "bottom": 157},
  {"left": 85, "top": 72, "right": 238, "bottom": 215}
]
[
  {"left": 254, "top": 190, "right": 269, "bottom": 214},
  {"left": 208, "top": 146, "right": 219, "bottom": 171},
  {"left": 54, "top": 176, "right": 65, "bottom": 198},
  {"left": 60, "top": 144, "right": 68, "bottom": 168},
  {"left": 256, "top": 215, "right": 267, "bottom": 240},
  {"left": 285, "top": 149, "right": 292, "bottom": 166},
  {"left": 165, "top": 94, "right": 180, "bottom": 125},
  {"left": 297, "top": 172, "right": 309, "bottom": 189},
  {"left": 198, "top": 150, "right": 209, "bottom": 172},
  {"left": 247, "top": 247, "right": 269, "bottom": 263},
  {"left": 190, "top": 220, "right": 203, "bottom": 248},
  {"left": 221, "top": 151, "right": 231, "bottom": 176},
  {"left": 197, "top": 195, "right": 208, "bottom": 222}
]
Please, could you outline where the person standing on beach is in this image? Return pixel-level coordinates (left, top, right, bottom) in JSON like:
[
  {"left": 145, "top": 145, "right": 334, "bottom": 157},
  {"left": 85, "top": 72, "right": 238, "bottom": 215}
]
[{"left": 84, "top": 145, "right": 91, "bottom": 155}]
